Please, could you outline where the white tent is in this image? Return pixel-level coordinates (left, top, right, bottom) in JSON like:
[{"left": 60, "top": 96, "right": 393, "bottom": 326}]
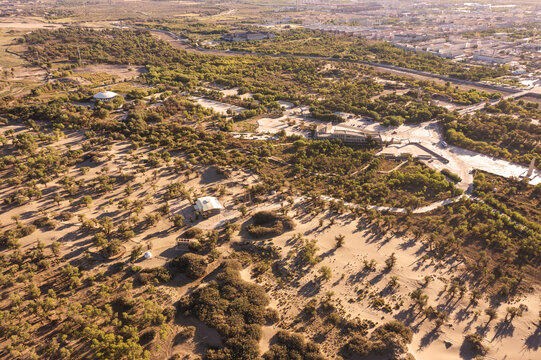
[
  {"left": 144, "top": 251, "right": 152, "bottom": 259},
  {"left": 93, "top": 91, "right": 119, "bottom": 101}
]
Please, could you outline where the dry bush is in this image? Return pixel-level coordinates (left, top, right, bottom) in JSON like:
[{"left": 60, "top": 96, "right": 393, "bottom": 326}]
[{"left": 247, "top": 211, "right": 295, "bottom": 238}]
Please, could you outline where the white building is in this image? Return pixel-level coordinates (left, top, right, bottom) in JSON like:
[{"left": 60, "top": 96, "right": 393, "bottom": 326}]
[
  {"left": 93, "top": 91, "right": 119, "bottom": 102},
  {"left": 473, "top": 51, "right": 514, "bottom": 65},
  {"left": 315, "top": 124, "right": 382, "bottom": 145},
  {"left": 194, "top": 197, "right": 223, "bottom": 217}
]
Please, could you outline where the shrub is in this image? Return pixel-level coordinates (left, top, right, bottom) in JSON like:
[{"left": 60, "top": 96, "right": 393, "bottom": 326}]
[
  {"left": 182, "top": 261, "right": 270, "bottom": 359},
  {"left": 265, "top": 308, "right": 280, "bottom": 324},
  {"left": 33, "top": 216, "right": 57, "bottom": 229},
  {"left": 137, "top": 267, "right": 172, "bottom": 284},
  {"left": 171, "top": 214, "right": 184, "bottom": 228},
  {"left": 162, "top": 306, "right": 177, "bottom": 322},
  {"left": 464, "top": 333, "right": 488, "bottom": 355},
  {"left": 57, "top": 211, "right": 73, "bottom": 221},
  {"left": 81, "top": 195, "right": 92, "bottom": 207},
  {"left": 441, "top": 169, "right": 462, "bottom": 183},
  {"left": 263, "top": 330, "right": 325, "bottom": 360},
  {"left": 170, "top": 253, "right": 207, "bottom": 279},
  {"left": 247, "top": 211, "right": 295, "bottom": 238},
  {"left": 183, "top": 227, "right": 204, "bottom": 239},
  {"left": 348, "top": 320, "right": 413, "bottom": 358},
  {"left": 348, "top": 334, "right": 373, "bottom": 356}
]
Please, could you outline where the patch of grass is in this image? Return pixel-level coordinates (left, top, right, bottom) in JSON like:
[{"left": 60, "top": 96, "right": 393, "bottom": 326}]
[{"left": 233, "top": 118, "right": 258, "bottom": 133}]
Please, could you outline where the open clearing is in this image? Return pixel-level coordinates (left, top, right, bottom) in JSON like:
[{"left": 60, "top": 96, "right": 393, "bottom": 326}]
[
  {"left": 72, "top": 64, "right": 147, "bottom": 82},
  {"left": 190, "top": 96, "right": 245, "bottom": 114}
]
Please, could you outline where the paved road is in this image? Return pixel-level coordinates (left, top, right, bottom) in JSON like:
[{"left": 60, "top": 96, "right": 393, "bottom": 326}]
[
  {"left": 141, "top": 27, "right": 524, "bottom": 96},
  {"left": 378, "top": 120, "right": 540, "bottom": 189},
  {"left": 458, "top": 88, "right": 537, "bottom": 114}
]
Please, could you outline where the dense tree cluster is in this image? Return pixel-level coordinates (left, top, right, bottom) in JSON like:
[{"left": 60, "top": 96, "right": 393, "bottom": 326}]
[
  {"left": 289, "top": 140, "right": 461, "bottom": 208},
  {"left": 443, "top": 109, "right": 541, "bottom": 168},
  {"left": 0, "top": 249, "right": 175, "bottom": 359},
  {"left": 25, "top": 28, "right": 181, "bottom": 66},
  {"left": 179, "top": 261, "right": 273, "bottom": 360},
  {"left": 473, "top": 171, "right": 541, "bottom": 227},
  {"left": 22, "top": 28, "right": 467, "bottom": 127},
  {"left": 405, "top": 197, "right": 541, "bottom": 297},
  {"left": 170, "top": 253, "right": 207, "bottom": 279}
]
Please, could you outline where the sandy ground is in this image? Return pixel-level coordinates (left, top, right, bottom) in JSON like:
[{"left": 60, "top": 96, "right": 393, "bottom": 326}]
[
  {"left": 72, "top": 64, "right": 147, "bottom": 81},
  {"left": 0, "top": 21, "right": 62, "bottom": 29},
  {"left": 220, "top": 87, "right": 253, "bottom": 100},
  {"left": 239, "top": 207, "right": 541, "bottom": 360},
  {"left": 255, "top": 104, "right": 318, "bottom": 137},
  {"left": 256, "top": 116, "right": 310, "bottom": 137},
  {"left": 375, "top": 120, "right": 541, "bottom": 188},
  {"left": 190, "top": 96, "right": 245, "bottom": 114},
  {"left": 2, "top": 124, "right": 540, "bottom": 360}
]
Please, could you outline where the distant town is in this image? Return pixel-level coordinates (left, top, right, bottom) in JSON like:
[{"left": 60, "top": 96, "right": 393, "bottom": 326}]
[{"left": 262, "top": 1, "right": 540, "bottom": 88}]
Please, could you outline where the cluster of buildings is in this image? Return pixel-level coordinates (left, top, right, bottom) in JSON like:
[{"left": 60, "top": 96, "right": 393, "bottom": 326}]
[
  {"left": 290, "top": 1, "right": 539, "bottom": 41},
  {"left": 395, "top": 36, "right": 541, "bottom": 68},
  {"left": 266, "top": 1, "right": 541, "bottom": 84}
]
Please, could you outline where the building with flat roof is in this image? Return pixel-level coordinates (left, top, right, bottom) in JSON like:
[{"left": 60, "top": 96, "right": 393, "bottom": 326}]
[{"left": 315, "top": 124, "right": 382, "bottom": 145}]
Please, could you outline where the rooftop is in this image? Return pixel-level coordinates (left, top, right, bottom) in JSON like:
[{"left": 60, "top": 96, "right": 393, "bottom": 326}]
[
  {"left": 194, "top": 197, "right": 223, "bottom": 213},
  {"left": 93, "top": 91, "right": 119, "bottom": 100}
]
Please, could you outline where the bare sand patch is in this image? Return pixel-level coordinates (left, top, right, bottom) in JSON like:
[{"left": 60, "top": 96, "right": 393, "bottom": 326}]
[
  {"left": 72, "top": 64, "right": 147, "bottom": 81},
  {"left": 191, "top": 96, "right": 245, "bottom": 114}
]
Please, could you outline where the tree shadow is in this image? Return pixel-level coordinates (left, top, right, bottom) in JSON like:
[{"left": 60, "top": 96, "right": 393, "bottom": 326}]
[
  {"left": 418, "top": 326, "right": 442, "bottom": 350},
  {"left": 369, "top": 271, "right": 385, "bottom": 286},
  {"left": 491, "top": 320, "right": 515, "bottom": 341},
  {"left": 524, "top": 323, "right": 541, "bottom": 350},
  {"left": 297, "top": 279, "right": 321, "bottom": 298},
  {"left": 395, "top": 307, "right": 425, "bottom": 332},
  {"left": 459, "top": 339, "right": 478, "bottom": 360},
  {"left": 319, "top": 248, "right": 336, "bottom": 260},
  {"left": 399, "top": 236, "right": 418, "bottom": 250}
]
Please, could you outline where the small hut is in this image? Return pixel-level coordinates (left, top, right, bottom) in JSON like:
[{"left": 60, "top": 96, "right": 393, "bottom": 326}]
[{"left": 194, "top": 197, "right": 223, "bottom": 217}]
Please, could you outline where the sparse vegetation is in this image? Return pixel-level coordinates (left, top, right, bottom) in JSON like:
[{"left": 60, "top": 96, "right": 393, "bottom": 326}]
[{"left": 0, "top": 9, "right": 538, "bottom": 360}]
